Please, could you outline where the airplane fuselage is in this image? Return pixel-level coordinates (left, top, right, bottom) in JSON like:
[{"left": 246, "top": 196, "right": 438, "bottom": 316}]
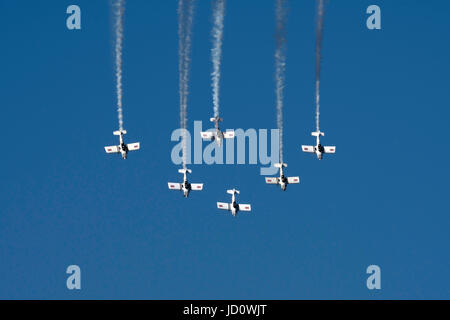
[
  {"left": 118, "top": 134, "right": 128, "bottom": 159},
  {"left": 120, "top": 145, "right": 128, "bottom": 159},
  {"left": 279, "top": 168, "right": 288, "bottom": 191},
  {"left": 181, "top": 172, "right": 192, "bottom": 197},
  {"left": 213, "top": 117, "right": 224, "bottom": 147},
  {"left": 231, "top": 202, "right": 239, "bottom": 216},
  {"left": 314, "top": 135, "right": 324, "bottom": 160},
  {"left": 230, "top": 193, "right": 238, "bottom": 216},
  {"left": 182, "top": 180, "right": 191, "bottom": 197},
  {"left": 314, "top": 147, "right": 323, "bottom": 160},
  {"left": 280, "top": 179, "right": 287, "bottom": 191},
  {"left": 215, "top": 129, "right": 224, "bottom": 147}
]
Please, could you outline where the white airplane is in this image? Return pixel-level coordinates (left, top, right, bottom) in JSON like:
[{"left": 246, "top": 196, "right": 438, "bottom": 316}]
[
  {"left": 104, "top": 129, "right": 140, "bottom": 159},
  {"left": 301, "top": 130, "right": 336, "bottom": 160},
  {"left": 265, "top": 163, "right": 300, "bottom": 191},
  {"left": 200, "top": 116, "right": 235, "bottom": 147},
  {"left": 217, "top": 189, "right": 251, "bottom": 217},
  {"left": 168, "top": 168, "right": 204, "bottom": 198}
]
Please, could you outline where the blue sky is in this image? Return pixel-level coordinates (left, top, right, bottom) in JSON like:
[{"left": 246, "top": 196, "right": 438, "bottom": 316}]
[{"left": 0, "top": 0, "right": 449, "bottom": 299}]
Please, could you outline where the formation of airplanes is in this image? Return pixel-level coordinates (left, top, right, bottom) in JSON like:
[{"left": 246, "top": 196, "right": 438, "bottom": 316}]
[
  {"left": 104, "top": 121, "right": 335, "bottom": 216},
  {"left": 100, "top": 0, "right": 337, "bottom": 217}
]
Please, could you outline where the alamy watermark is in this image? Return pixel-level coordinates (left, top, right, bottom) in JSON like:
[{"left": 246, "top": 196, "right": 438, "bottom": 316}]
[
  {"left": 170, "top": 121, "right": 280, "bottom": 175},
  {"left": 66, "top": 5, "right": 81, "bottom": 30},
  {"left": 366, "top": 5, "right": 381, "bottom": 30},
  {"left": 366, "top": 265, "right": 381, "bottom": 290},
  {"left": 66, "top": 265, "right": 81, "bottom": 290}
]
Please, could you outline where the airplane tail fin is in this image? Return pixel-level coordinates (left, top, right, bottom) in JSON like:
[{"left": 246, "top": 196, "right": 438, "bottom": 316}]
[
  {"left": 311, "top": 131, "right": 324, "bottom": 137},
  {"left": 227, "top": 189, "right": 240, "bottom": 195},
  {"left": 113, "top": 130, "right": 127, "bottom": 136},
  {"left": 210, "top": 117, "right": 223, "bottom": 123},
  {"left": 178, "top": 168, "right": 192, "bottom": 175},
  {"left": 274, "top": 163, "right": 287, "bottom": 168}
]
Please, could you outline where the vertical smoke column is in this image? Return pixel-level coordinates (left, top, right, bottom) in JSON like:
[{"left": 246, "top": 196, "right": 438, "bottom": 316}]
[
  {"left": 178, "top": 0, "right": 196, "bottom": 168},
  {"left": 275, "top": 0, "right": 288, "bottom": 163},
  {"left": 211, "top": 0, "right": 226, "bottom": 118},
  {"left": 315, "top": 0, "right": 324, "bottom": 132},
  {"left": 114, "top": 0, "right": 125, "bottom": 131}
]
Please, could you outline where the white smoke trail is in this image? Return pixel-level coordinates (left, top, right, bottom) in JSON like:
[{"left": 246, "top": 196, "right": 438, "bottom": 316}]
[
  {"left": 178, "top": 0, "right": 195, "bottom": 168},
  {"left": 315, "top": 0, "right": 324, "bottom": 132},
  {"left": 114, "top": 0, "right": 125, "bottom": 131},
  {"left": 275, "top": 0, "right": 288, "bottom": 163},
  {"left": 211, "top": 0, "right": 226, "bottom": 118}
]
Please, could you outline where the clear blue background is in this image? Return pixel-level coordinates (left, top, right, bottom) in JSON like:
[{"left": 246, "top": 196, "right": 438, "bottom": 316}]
[{"left": 0, "top": 0, "right": 449, "bottom": 299}]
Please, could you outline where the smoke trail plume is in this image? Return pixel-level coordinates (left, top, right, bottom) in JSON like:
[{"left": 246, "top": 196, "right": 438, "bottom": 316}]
[
  {"left": 113, "top": 0, "right": 125, "bottom": 131},
  {"left": 178, "top": 0, "right": 196, "bottom": 168},
  {"left": 315, "top": 0, "right": 325, "bottom": 132},
  {"left": 275, "top": 0, "right": 288, "bottom": 163},
  {"left": 211, "top": 0, "right": 226, "bottom": 118}
]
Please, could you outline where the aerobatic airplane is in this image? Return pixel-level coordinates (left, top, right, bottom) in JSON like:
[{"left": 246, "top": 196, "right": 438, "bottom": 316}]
[
  {"left": 265, "top": 163, "right": 300, "bottom": 191},
  {"left": 168, "top": 168, "right": 204, "bottom": 198},
  {"left": 217, "top": 189, "right": 251, "bottom": 217},
  {"left": 200, "top": 116, "right": 235, "bottom": 147},
  {"left": 301, "top": 130, "right": 336, "bottom": 160},
  {"left": 104, "top": 129, "right": 140, "bottom": 159}
]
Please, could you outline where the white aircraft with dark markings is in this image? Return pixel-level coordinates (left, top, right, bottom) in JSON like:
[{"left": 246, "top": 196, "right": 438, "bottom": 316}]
[
  {"left": 168, "top": 168, "right": 203, "bottom": 198},
  {"left": 104, "top": 129, "right": 140, "bottom": 159},
  {"left": 200, "top": 116, "right": 235, "bottom": 147},
  {"left": 217, "top": 189, "right": 251, "bottom": 217},
  {"left": 301, "top": 130, "right": 336, "bottom": 160},
  {"left": 265, "top": 163, "right": 300, "bottom": 191}
]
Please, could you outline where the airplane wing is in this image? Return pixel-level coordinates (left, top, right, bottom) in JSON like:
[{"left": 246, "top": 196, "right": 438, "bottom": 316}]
[
  {"left": 287, "top": 177, "right": 300, "bottom": 184},
  {"left": 223, "top": 131, "right": 235, "bottom": 139},
  {"left": 190, "top": 183, "right": 203, "bottom": 191},
  {"left": 324, "top": 146, "right": 336, "bottom": 154},
  {"left": 168, "top": 183, "right": 182, "bottom": 190},
  {"left": 104, "top": 145, "right": 119, "bottom": 154},
  {"left": 301, "top": 145, "right": 315, "bottom": 153},
  {"left": 265, "top": 177, "right": 279, "bottom": 184},
  {"left": 127, "top": 142, "right": 140, "bottom": 151},
  {"left": 201, "top": 131, "right": 214, "bottom": 140},
  {"left": 238, "top": 204, "right": 251, "bottom": 212},
  {"left": 217, "top": 202, "right": 231, "bottom": 211}
]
